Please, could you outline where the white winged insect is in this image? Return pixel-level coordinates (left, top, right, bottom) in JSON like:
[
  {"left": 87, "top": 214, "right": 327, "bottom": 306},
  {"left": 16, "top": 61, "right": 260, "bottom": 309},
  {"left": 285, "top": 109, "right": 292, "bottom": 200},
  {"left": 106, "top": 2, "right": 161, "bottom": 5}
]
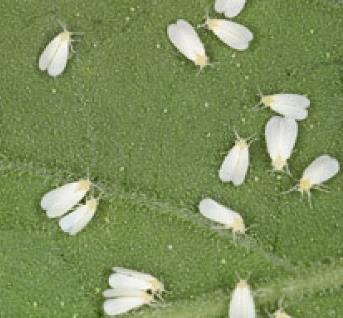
[
  {"left": 255, "top": 93, "right": 310, "bottom": 121},
  {"left": 39, "top": 23, "right": 80, "bottom": 77},
  {"left": 103, "top": 290, "right": 154, "bottom": 316},
  {"left": 58, "top": 198, "right": 98, "bottom": 235},
  {"left": 205, "top": 18, "right": 253, "bottom": 51},
  {"left": 199, "top": 198, "right": 246, "bottom": 234},
  {"left": 167, "top": 19, "right": 209, "bottom": 69},
  {"left": 289, "top": 155, "right": 340, "bottom": 204},
  {"left": 108, "top": 267, "right": 165, "bottom": 296},
  {"left": 265, "top": 116, "right": 298, "bottom": 172},
  {"left": 219, "top": 131, "right": 254, "bottom": 186},
  {"left": 41, "top": 179, "right": 91, "bottom": 218},
  {"left": 215, "top": 0, "right": 247, "bottom": 18},
  {"left": 229, "top": 279, "right": 256, "bottom": 318}
]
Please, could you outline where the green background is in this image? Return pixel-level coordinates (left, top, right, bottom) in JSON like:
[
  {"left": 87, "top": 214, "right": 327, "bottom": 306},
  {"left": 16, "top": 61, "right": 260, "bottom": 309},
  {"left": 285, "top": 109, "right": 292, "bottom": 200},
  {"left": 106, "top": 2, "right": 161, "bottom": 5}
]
[{"left": 0, "top": 0, "right": 342, "bottom": 317}]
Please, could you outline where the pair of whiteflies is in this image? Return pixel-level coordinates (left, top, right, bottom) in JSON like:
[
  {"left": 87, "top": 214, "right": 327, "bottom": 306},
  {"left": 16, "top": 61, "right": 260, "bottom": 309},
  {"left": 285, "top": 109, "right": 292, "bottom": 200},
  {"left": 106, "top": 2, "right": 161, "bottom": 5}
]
[
  {"left": 264, "top": 115, "right": 339, "bottom": 194},
  {"left": 262, "top": 94, "right": 311, "bottom": 174},
  {"left": 103, "top": 267, "right": 165, "bottom": 316},
  {"left": 167, "top": 1, "right": 253, "bottom": 69},
  {"left": 229, "top": 279, "right": 292, "bottom": 318},
  {"left": 40, "top": 179, "right": 99, "bottom": 235}
]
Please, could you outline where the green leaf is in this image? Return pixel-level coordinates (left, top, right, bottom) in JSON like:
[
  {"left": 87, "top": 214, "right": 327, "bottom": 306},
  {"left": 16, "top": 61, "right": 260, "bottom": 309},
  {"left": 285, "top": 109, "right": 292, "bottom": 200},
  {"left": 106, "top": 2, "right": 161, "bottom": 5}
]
[{"left": 0, "top": 0, "right": 342, "bottom": 317}]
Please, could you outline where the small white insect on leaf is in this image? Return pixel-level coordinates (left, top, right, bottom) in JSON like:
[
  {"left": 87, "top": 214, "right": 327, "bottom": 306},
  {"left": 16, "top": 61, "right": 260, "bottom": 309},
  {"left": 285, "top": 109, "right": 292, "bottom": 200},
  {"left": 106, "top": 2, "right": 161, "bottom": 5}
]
[
  {"left": 265, "top": 116, "right": 298, "bottom": 172},
  {"left": 199, "top": 198, "right": 246, "bottom": 234},
  {"left": 215, "top": 0, "right": 247, "bottom": 18},
  {"left": 273, "top": 309, "right": 292, "bottom": 318},
  {"left": 103, "top": 268, "right": 164, "bottom": 316},
  {"left": 167, "top": 19, "right": 209, "bottom": 69},
  {"left": 39, "top": 24, "right": 79, "bottom": 77},
  {"left": 219, "top": 131, "right": 253, "bottom": 186},
  {"left": 229, "top": 279, "right": 256, "bottom": 318},
  {"left": 109, "top": 267, "right": 165, "bottom": 295},
  {"left": 286, "top": 155, "right": 340, "bottom": 206},
  {"left": 58, "top": 198, "right": 98, "bottom": 235},
  {"left": 103, "top": 291, "right": 154, "bottom": 316},
  {"left": 257, "top": 93, "right": 310, "bottom": 121},
  {"left": 205, "top": 18, "right": 253, "bottom": 51},
  {"left": 41, "top": 179, "right": 91, "bottom": 218},
  {"left": 294, "top": 155, "right": 340, "bottom": 202}
]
